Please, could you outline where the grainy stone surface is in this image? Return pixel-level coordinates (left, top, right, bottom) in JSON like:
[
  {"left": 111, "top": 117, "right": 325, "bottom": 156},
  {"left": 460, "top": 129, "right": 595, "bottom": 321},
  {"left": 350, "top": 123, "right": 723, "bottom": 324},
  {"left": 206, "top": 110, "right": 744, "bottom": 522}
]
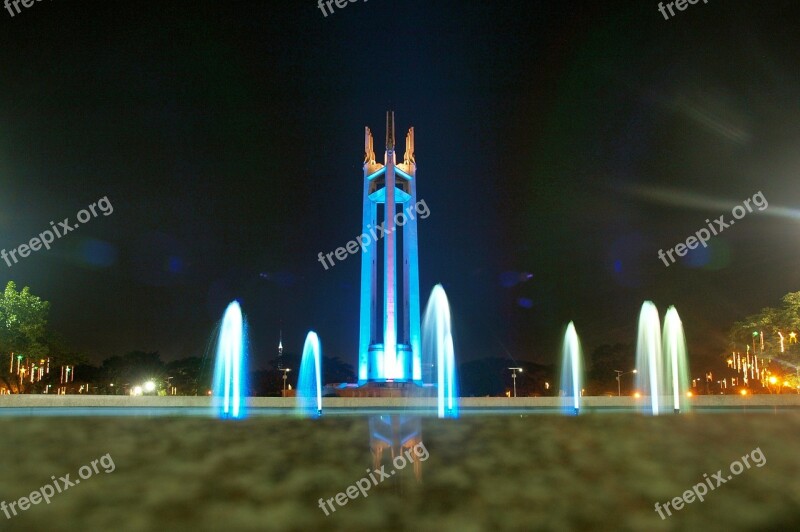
[{"left": 1, "top": 413, "right": 798, "bottom": 531}]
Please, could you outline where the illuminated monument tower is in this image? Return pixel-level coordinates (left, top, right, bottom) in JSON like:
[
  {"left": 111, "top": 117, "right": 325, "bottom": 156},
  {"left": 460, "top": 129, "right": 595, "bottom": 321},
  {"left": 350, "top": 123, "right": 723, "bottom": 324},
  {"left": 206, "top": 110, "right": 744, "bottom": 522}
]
[{"left": 358, "top": 112, "right": 422, "bottom": 386}]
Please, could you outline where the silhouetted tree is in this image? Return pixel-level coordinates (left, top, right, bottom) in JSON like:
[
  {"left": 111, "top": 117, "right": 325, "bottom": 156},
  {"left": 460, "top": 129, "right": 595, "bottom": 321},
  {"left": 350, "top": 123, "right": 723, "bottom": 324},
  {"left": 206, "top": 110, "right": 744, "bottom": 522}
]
[
  {"left": 250, "top": 369, "right": 284, "bottom": 396},
  {"left": 459, "top": 357, "right": 554, "bottom": 396},
  {"left": 101, "top": 351, "right": 165, "bottom": 392},
  {"left": 586, "top": 343, "right": 633, "bottom": 396},
  {"left": 166, "top": 357, "right": 209, "bottom": 395},
  {"left": 322, "top": 355, "right": 355, "bottom": 384}
]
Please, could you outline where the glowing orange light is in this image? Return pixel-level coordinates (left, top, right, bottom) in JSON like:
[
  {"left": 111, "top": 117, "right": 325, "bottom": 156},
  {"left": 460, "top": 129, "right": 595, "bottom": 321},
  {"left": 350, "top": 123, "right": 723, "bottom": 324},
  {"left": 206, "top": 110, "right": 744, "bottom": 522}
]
[
  {"left": 686, "top": 391, "right": 693, "bottom": 397},
  {"left": 633, "top": 392, "right": 641, "bottom": 398},
  {"left": 769, "top": 376, "right": 777, "bottom": 385},
  {"left": 740, "top": 389, "right": 748, "bottom": 396}
]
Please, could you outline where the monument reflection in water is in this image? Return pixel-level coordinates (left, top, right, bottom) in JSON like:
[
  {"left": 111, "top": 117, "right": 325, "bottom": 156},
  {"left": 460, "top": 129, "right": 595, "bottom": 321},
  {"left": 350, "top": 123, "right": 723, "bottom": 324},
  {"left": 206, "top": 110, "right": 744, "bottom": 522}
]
[{"left": 369, "top": 416, "right": 427, "bottom": 483}]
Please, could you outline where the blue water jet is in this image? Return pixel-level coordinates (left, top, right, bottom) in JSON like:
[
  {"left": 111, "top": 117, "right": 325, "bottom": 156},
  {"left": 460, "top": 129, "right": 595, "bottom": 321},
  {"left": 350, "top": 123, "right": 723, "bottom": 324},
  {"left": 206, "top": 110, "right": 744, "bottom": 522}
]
[
  {"left": 297, "top": 331, "right": 323, "bottom": 417},
  {"left": 211, "top": 301, "right": 247, "bottom": 419}
]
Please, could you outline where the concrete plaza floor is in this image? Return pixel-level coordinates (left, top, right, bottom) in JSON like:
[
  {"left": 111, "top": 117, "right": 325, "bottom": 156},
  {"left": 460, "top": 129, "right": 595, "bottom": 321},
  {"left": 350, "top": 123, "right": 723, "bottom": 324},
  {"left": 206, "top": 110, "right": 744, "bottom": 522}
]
[{"left": 0, "top": 412, "right": 798, "bottom": 531}]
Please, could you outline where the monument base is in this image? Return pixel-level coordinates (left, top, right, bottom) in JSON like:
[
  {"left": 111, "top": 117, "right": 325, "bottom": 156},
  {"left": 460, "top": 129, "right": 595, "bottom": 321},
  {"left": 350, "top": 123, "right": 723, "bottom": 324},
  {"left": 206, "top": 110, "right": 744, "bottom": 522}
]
[{"left": 333, "top": 381, "right": 436, "bottom": 398}]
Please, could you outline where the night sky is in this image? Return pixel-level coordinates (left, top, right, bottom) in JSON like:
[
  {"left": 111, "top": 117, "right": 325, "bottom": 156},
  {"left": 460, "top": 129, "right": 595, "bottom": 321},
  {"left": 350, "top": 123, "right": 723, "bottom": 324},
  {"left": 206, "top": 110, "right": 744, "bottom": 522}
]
[{"left": 1, "top": 0, "right": 799, "bottom": 375}]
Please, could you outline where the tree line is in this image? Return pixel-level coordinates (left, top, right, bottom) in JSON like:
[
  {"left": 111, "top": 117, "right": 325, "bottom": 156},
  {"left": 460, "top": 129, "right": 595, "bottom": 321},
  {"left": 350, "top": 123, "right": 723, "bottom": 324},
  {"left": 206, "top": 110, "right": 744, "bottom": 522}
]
[{"left": 5, "top": 280, "right": 798, "bottom": 395}]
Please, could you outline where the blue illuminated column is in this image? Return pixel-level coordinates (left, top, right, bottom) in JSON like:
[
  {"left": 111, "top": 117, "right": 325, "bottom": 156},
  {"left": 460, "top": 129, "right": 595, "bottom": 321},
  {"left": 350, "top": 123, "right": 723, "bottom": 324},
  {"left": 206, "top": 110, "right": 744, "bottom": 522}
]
[
  {"left": 358, "top": 112, "right": 421, "bottom": 384},
  {"left": 399, "top": 127, "right": 422, "bottom": 385},
  {"left": 359, "top": 127, "right": 379, "bottom": 384}
]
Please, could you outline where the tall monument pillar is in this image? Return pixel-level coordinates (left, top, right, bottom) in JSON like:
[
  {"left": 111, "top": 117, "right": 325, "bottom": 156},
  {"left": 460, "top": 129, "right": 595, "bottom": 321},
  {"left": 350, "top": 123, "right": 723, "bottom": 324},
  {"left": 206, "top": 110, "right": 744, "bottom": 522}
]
[{"left": 358, "top": 112, "right": 422, "bottom": 385}]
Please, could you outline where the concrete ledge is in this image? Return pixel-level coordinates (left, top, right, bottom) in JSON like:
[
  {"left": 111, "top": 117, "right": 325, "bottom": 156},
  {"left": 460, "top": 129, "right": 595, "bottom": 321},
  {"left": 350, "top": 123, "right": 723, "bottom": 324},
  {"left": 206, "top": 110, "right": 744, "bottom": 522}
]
[{"left": 1, "top": 395, "right": 799, "bottom": 408}]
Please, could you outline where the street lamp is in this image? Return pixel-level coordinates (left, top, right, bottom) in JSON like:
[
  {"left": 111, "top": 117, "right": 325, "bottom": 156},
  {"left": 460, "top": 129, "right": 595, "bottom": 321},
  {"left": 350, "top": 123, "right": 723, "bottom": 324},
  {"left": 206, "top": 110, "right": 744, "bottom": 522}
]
[
  {"left": 508, "top": 368, "right": 523, "bottom": 397},
  {"left": 764, "top": 375, "right": 778, "bottom": 394},
  {"left": 280, "top": 368, "right": 292, "bottom": 395},
  {"left": 614, "top": 369, "right": 637, "bottom": 397}
]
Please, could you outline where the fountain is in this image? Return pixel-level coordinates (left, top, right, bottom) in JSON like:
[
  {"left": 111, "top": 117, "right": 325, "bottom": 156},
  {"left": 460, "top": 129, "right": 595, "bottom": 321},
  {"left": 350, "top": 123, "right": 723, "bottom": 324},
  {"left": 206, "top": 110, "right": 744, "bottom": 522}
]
[
  {"left": 559, "top": 321, "right": 584, "bottom": 415},
  {"left": 421, "top": 284, "right": 459, "bottom": 418},
  {"left": 634, "top": 302, "right": 691, "bottom": 415},
  {"left": 663, "top": 306, "right": 691, "bottom": 414},
  {"left": 297, "top": 331, "right": 323, "bottom": 417},
  {"left": 635, "top": 301, "right": 663, "bottom": 415},
  {"left": 211, "top": 301, "right": 248, "bottom": 419}
]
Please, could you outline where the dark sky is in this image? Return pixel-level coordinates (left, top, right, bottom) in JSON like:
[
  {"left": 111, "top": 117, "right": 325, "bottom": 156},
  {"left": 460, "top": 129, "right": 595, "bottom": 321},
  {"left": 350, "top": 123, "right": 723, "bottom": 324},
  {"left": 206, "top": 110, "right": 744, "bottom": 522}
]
[{"left": 1, "top": 0, "right": 799, "bottom": 376}]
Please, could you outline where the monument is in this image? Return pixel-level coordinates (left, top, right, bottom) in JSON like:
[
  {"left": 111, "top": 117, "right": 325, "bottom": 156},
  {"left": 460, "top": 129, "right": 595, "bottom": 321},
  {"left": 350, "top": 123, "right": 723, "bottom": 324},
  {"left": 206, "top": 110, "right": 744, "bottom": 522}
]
[{"left": 339, "top": 112, "right": 427, "bottom": 397}]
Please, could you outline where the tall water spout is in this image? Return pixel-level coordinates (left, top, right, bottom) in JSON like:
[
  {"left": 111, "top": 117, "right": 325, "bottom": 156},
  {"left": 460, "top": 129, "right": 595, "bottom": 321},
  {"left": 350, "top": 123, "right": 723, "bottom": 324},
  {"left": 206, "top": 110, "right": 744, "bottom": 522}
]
[
  {"left": 422, "top": 284, "right": 459, "bottom": 418},
  {"left": 297, "top": 331, "right": 323, "bottom": 417},
  {"left": 211, "top": 301, "right": 247, "bottom": 419},
  {"left": 559, "top": 322, "right": 584, "bottom": 415},
  {"left": 663, "top": 306, "right": 690, "bottom": 414},
  {"left": 635, "top": 301, "right": 664, "bottom": 415}
]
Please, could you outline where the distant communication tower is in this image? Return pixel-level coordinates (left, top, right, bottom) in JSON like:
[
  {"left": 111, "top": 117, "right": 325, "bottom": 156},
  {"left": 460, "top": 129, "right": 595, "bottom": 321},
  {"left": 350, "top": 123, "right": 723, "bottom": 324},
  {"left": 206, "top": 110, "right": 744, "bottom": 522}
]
[{"left": 277, "top": 330, "right": 284, "bottom": 370}]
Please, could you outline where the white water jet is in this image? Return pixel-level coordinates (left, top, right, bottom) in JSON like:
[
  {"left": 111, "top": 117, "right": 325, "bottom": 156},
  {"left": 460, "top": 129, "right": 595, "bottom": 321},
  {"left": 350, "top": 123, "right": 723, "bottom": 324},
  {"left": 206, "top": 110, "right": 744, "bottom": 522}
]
[
  {"left": 663, "top": 306, "right": 691, "bottom": 413},
  {"left": 422, "top": 284, "right": 459, "bottom": 418},
  {"left": 635, "top": 301, "right": 663, "bottom": 415},
  {"left": 560, "top": 322, "right": 584, "bottom": 415}
]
